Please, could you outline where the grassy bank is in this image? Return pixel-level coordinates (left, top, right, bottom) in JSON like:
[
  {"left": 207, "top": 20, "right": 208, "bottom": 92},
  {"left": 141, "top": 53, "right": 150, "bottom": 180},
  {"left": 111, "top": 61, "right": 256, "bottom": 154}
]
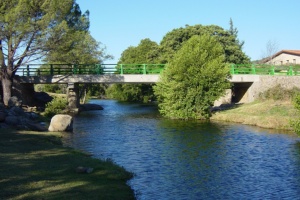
[
  {"left": 0, "top": 129, "right": 135, "bottom": 200},
  {"left": 211, "top": 100, "right": 299, "bottom": 130}
]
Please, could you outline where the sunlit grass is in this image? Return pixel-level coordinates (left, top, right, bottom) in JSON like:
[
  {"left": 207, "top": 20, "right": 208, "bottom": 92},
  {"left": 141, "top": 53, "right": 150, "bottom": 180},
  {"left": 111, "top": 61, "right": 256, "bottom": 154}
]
[
  {"left": 211, "top": 100, "right": 299, "bottom": 130},
  {"left": 0, "top": 128, "right": 135, "bottom": 200}
]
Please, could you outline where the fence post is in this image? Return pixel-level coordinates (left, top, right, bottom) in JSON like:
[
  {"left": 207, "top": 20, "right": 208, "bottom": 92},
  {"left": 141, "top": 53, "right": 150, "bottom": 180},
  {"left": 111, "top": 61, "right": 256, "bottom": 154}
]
[
  {"left": 74, "top": 64, "right": 78, "bottom": 74},
  {"left": 230, "top": 64, "right": 235, "bottom": 75},
  {"left": 288, "top": 66, "right": 293, "bottom": 76},
  {"left": 50, "top": 64, "right": 54, "bottom": 75},
  {"left": 269, "top": 65, "right": 275, "bottom": 75},
  {"left": 96, "top": 64, "right": 101, "bottom": 74},
  {"left": 143, "top": 64, "right": 146, "bottom": 74},
  {"left": 27, "top": 65, "right": 30, "bottom": 76},
  {"left": 251, "top": 64, "right": 256, "bottom": 74},
  {"left": 120, "top": 64, "right": 123, "bottom": 75}
]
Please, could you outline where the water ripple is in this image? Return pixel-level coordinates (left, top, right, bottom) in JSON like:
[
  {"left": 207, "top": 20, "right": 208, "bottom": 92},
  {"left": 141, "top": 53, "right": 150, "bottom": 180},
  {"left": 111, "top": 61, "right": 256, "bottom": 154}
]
[{"left": 63, "top": 100, "right": 300, "bottom": 200}]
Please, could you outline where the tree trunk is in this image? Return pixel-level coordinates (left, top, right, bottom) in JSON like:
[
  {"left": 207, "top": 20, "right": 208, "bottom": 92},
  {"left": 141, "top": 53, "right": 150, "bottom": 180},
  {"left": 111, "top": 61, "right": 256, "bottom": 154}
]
[{"left": 1, "top": 76, "right": 13, "bottom": 106}]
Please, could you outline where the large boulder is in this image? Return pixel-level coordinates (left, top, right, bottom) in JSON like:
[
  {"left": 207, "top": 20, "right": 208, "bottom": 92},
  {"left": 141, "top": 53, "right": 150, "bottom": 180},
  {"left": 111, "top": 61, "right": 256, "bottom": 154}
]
[
  {"left": 48, "top": 114, "right": 73, "bottom": 132},
  {"left": 8, "top": 106, "right": 25, "bottom": 116},
  {"left": 5, "top": 116, "right": 19, "bottom": 126}
]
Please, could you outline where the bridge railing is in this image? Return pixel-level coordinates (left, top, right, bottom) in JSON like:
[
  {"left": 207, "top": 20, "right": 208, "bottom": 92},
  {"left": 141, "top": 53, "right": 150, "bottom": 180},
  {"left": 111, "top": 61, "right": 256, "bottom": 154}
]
[
  {"left": 230, "top": 64, "right": 300, "bottom": 76},
  {"left": 17, "top": 63, "right": 300, "bottom": 77},
  {"left": 117, "top": 64, "right": 165, "bottom": 75},
  {"left": 17, "top": 63, "right": 166, "bottom": 76}
]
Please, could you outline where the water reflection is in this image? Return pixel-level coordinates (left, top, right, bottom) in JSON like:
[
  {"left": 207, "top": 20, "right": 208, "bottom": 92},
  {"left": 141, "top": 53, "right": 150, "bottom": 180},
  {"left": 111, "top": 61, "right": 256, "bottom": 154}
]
[{"left": 63, "top": 100, "right": 300, "bottom": 200}]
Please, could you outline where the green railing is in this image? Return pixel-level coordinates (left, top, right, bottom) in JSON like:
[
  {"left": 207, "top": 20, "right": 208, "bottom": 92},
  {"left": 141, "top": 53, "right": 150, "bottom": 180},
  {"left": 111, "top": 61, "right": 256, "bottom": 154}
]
[
  {"left": 17, "top": 64, "right": 166, "bottom": 76},
  {"left": 17, "top": 63, "right": 300, "bottom": 77},
  {"left": 230, "top": 64, "right": 300, "bottom": 76}
]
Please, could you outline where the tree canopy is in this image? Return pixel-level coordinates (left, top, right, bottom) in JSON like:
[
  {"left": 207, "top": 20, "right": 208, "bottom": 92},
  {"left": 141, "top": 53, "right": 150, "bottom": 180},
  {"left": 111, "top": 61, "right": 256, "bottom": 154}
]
[
  {"left": 106, "top": 39, "right": 159, "bottom": 102},
  {"left": 154, "top": 34, "right": 231, "bottom": 119},
  {"left": 158, "top": 23, "right": 250, "bottom": 64},
  {"left": 0, "top": 0, "right": 95, "bottom": 105},
  {"left": 111, "top": 21, "right": 248, "bottom": 103},
  {"left": 0, "top": 0, "right": 110, "bottom": 105},
  {"left": 119, "top": 38, "right": 159, "bottom": 64}
]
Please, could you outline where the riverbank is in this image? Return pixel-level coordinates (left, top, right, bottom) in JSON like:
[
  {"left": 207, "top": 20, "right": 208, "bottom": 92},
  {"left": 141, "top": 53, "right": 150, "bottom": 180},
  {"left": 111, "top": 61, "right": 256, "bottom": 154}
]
[
  {"left": 211, "top": 100, "right": 299, "bottom": 131},
  {"left": 0, "top": 129, "right": 135, "bottom": 200}
]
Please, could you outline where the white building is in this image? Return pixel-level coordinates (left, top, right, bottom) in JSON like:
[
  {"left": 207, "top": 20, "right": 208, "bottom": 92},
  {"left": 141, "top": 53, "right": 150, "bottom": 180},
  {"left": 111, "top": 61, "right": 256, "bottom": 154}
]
[{"left": 265, "top": 50, "right": 300, "bottom": 65}]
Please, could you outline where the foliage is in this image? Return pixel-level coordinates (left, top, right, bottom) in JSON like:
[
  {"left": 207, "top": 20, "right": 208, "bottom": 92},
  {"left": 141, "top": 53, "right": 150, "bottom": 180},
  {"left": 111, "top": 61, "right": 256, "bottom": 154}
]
[
  {"left": 154, "top": 34, "right": 231, "bottom": 120},
  {"left": 106, "top": 84, "right": 154, "bottom": 103},
  {"left": 45, "top": 31, "right": 112, "bottom": 64},
  {"left": 87, "top": 83, "right": 108, "bottom": 97},
  {"left": 258, "top": 85, "right": 300, "bottom": 101},
  {"left": 0, "top": 0, "right": 92, "bottom": 105},
  {"left": 35, "top": 84, "right": 67, "bottom": 94},
  {"left": 107, "top": 39, "right": 160, "bottom": 102},
  {"left": 110, "top": 21, "right": 249, "bottom": 104},
  {"left": 119, "top": 38, "right": 160, "bottom": 63},
  {"left": 43, "top": 97, "right": 68, "bottom": 118},
  {"left": 158, "top": 23, "right": 250, "bottom": 64}
]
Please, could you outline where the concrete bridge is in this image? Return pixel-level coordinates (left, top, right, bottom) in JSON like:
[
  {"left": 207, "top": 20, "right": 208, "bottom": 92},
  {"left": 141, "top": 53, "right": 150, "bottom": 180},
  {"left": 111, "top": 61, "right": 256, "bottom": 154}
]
[{"left": 14, "top": 64, "right": 300, "bottom": 109}]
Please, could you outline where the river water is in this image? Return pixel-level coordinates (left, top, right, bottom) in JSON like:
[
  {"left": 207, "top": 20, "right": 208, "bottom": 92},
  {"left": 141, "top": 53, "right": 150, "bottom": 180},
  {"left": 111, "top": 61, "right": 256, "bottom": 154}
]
[{"left": 63, "top": 99, "right": 300, "bottom": 200}]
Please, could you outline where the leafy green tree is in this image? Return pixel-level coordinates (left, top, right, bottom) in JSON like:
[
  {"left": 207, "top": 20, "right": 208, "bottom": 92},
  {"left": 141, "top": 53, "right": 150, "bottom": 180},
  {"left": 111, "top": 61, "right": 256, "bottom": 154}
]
[
  {"left": 45, "top": 31, "right": 112, "bottom": 64},
  {"left": 42, "top": 2, "right": 112, "bottom": 101},
  {"left": 107, "top": 39, "right": 159, "bottom": 102},
  {"left": 119, "top": 38, "right": 159, "bottom": 64},
  {"left": 159, "top": 23, "right": 250, "bottom": 64},
  {"left": 0, "top": 0, "right": 88, "bottom": 105},
  {"left": 154, "top": 34, "right": 231, "bottom": 119}
]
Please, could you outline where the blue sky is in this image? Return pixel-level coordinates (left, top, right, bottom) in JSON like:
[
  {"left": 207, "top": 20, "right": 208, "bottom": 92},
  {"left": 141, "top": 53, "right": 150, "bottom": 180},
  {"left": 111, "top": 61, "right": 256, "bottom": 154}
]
[{"left": 76, "top": 0, "right": 300, "bottom": 63}]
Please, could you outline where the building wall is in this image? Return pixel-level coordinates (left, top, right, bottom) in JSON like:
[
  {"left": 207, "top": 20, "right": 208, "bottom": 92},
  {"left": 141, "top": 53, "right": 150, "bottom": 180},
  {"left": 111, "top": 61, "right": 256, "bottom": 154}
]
[{"left": 268, "top": 53, "right": 300, "bottom": 65}]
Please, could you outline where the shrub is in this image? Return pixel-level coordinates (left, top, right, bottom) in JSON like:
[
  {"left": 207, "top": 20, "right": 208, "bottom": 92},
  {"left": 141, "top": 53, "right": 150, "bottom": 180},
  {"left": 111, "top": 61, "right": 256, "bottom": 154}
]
[
  {"left": 154, "top": 34, "right": 231, "bottom": 120},
  {"left": 43, "top": 97, "right": 68, "bottom": 118}
]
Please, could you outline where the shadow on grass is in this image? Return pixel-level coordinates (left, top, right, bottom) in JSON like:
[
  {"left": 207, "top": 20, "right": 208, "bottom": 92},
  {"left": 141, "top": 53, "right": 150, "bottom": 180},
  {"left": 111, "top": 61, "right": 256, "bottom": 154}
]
[
  {"left": 0, "top": 129, "right": 135, "bottom": 200},
  {"left": 211, "top": 103, "right": 243, "bottom": 113}
]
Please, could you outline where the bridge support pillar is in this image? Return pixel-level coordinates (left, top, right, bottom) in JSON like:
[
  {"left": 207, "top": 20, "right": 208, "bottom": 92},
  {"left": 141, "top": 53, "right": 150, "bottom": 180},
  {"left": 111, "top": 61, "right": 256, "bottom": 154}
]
[{"left": 67, "top": 83, "right": 79, "bottom": 110}]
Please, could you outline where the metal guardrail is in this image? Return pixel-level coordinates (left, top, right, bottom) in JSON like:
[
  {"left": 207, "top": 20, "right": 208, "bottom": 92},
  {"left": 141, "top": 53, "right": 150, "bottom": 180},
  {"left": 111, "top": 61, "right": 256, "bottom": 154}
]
[
  {"left": 17, "top": 63, "right": 300, "bottom": 76},
  {"left": 17, "top": 64, "right": 166, "bottom": 76},
  {"left": 230, "top": 64, "right": 300, "bottom": 76}
]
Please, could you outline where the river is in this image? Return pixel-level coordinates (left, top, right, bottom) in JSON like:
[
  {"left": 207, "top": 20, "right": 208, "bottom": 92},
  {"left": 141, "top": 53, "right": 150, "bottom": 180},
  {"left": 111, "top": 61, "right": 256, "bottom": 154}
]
[{"left": 63, "top": 99, "right": 300, "bottom": 200}]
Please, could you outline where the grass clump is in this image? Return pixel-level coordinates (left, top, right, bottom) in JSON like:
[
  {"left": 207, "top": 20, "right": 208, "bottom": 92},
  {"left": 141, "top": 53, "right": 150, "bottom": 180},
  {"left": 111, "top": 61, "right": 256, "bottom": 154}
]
[{"left": 0, "top": 129, "right": 135, "bottom": 200}]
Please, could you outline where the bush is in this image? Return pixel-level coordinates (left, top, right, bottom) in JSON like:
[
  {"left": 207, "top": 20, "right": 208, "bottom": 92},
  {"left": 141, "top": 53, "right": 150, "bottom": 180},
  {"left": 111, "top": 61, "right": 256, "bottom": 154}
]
[
  {"left": 106, "top": 84, "right": 154, "bottom": 103},
  {"left": 43, "top": 97, "right": 68, "bottom": 118},
  {"left": 35, "top": 84, "right": 67, "bottom": 93},
  {"left": 154, "top": 34, "right": 231, "bottom": 120}
]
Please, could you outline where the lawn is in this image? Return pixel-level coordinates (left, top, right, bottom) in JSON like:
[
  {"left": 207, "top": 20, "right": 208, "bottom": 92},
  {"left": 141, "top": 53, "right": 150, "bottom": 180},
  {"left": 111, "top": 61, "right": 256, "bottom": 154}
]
[{"left": 0, "top": 129, "right": 135, "bottom": 200}]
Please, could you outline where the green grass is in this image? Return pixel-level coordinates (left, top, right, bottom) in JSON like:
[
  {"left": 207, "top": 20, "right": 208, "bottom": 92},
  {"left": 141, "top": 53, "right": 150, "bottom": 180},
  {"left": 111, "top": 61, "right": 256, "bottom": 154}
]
[
  {"left": 0, "top": 129, "right": 135, "bottom": 200},
  {"left": 211, "top": 100, "right": 300, "bottom": 130}
]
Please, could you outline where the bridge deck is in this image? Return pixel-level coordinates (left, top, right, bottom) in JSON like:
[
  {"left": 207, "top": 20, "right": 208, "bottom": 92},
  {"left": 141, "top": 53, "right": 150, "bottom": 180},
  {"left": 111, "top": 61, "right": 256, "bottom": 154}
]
[{"left": 16, "top": 74, "right": 261, "bottom": 84}]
